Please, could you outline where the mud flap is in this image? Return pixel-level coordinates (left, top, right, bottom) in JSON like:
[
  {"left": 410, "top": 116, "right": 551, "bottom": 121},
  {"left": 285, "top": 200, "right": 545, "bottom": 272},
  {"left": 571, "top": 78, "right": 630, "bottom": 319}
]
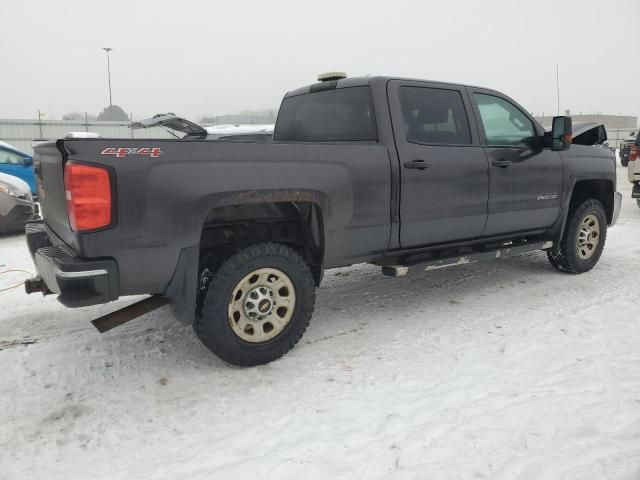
[{"left": 163, "top": 245, "right": 200, "bottom": 325}]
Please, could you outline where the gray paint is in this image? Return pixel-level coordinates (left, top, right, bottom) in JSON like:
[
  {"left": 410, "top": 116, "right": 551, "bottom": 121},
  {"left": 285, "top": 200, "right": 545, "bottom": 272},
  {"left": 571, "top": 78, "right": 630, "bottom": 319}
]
[{"left": 30, "top": 76, "right": 617, "bottom": 320}]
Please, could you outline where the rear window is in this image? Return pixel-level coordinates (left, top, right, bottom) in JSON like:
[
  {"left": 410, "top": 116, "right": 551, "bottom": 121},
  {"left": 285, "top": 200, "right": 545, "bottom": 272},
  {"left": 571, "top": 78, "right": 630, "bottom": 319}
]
[{"left": 273, "top": 86, "right": 378, "bottom": 142}]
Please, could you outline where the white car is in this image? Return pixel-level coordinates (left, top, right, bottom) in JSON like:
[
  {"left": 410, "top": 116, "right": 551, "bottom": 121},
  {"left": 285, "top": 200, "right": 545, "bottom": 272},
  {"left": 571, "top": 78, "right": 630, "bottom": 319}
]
[
  {"left": 0, "top": 172, "right": 37, "bottom": 234},
  {"left": 130, "top": 114, "right": 274, "bottom": 142},
  {"left": 205, "top": 124, "right": 274, "bottom": 141}
]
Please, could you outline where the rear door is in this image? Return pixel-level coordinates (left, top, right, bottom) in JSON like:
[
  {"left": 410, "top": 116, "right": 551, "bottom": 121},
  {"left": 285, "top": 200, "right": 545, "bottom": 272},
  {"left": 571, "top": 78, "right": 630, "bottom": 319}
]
[
  {"left": 469, "top": 89, "right": 563, "bottom": 235},
  {"left": 388, "top": 80, "right": 489, "bottom": 248}
]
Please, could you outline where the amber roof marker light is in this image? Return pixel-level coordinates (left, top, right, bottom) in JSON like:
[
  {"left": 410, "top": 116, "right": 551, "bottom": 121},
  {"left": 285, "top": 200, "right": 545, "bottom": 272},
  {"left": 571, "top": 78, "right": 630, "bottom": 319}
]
[{"left": 317, "top": 71, "right": 347, "bottom": 82}]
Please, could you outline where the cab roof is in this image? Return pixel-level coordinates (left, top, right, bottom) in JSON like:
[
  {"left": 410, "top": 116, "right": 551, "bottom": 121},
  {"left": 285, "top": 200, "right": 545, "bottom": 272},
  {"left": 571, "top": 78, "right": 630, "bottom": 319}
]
[{"left": 284, "top": 76, "right": 493, "bottom": 98}]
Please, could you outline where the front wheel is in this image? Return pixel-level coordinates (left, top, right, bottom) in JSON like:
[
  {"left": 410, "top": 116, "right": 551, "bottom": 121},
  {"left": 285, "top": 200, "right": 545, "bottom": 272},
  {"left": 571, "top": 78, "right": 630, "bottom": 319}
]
[
  {"left": 194, "top": 243, "right": 316, "bottom": 366},
  {"left": 547, "top": 199, "right": 607, "bottom": 273}
]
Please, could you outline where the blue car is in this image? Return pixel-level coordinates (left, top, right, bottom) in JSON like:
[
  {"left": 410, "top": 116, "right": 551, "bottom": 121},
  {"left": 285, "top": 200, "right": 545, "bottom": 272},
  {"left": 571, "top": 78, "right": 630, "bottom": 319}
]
[{"left": 0, "top": 142, "right": 36, "bottom": 195}]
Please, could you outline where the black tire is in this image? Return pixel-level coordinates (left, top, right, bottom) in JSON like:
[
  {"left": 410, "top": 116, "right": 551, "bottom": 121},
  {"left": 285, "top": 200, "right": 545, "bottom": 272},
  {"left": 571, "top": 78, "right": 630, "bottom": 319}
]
[
  {"left": 637, "top": 199, "right": 640, "bottom": 209},
  {"left": 547, "top": 199, "right": 607, "bottom": 274},
  {"left": 621, "top": 158, "right": 629, "bottom": 167},
  {"left": 194, "top": 243, "right": 316, "bottom": 366}
]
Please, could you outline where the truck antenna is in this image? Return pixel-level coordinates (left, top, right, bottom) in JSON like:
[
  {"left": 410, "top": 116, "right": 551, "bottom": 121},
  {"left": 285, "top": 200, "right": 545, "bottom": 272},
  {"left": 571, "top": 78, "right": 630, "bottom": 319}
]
[{"left": 556, "top": 64, "right": 560, "bottom": 116}]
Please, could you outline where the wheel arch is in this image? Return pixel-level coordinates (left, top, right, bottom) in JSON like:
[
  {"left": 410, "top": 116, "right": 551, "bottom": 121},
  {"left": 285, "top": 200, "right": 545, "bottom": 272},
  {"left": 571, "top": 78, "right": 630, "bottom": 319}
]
[
  {"left": 198, "top": 199, "right": 326, "bottom": 271},
  {"left": 569, "top": 179, "right": 615, "bottom": 224},
  {"left": 164, "top": 191, "right": 328, "bottom": 326},
  {"left": 552, "top": 177, "right": 615, "bottom": 243}
]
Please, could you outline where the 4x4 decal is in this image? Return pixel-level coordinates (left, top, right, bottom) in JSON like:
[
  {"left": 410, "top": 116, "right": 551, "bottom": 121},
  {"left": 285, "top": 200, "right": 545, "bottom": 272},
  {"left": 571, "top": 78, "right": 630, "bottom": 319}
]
[{"left": 101, "top": 147, "right": 163, "bottom": 158}]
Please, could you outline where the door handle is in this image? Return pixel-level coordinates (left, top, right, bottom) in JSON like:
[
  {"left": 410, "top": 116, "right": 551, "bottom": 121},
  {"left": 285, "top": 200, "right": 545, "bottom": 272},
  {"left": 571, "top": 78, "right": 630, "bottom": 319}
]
[
  {"left": 492, "top": 160, "right": 512, "bottom": 168},
  {"left": 404, "top": 159, "right": 431, "bottom": 170}
]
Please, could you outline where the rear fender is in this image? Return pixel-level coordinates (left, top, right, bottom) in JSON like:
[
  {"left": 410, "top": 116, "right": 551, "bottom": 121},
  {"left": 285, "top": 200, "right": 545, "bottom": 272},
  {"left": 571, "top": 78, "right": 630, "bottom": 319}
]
[{"left": 166, "top": 192, "right": 328, "bottom": 326}]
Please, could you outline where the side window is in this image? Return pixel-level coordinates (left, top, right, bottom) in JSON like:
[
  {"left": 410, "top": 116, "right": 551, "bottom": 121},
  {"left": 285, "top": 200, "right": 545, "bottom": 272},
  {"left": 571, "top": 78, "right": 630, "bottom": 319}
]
[
  {"left": 474, "top": 93, "right": 535, "bottom": 147},
  {"left": 399, "top": 87, "right": 471, "bottom": 145},
  {"left": 0, "top": 149, "right": 26, "bottom": 165}
]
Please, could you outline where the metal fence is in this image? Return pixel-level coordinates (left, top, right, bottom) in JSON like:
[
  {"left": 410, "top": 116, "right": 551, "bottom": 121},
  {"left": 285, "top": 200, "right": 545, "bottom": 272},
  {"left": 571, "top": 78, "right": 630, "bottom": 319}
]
[
  {"left": 0, "top": 113, "right": 277, "bottom": 154},
  {"left": 602, "top": 129, "right": 639, "bottom": 149},
  {"left": 0, "top": 118, "right": 175, "bottom": 154},
  {"left": 3, "top": 115, "right": 636, "bottom": 155}
]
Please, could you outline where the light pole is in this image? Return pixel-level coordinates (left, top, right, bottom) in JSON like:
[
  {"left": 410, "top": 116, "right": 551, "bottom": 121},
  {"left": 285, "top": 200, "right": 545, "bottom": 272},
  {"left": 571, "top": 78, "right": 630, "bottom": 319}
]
[{"left": 103, "top": 47, "right": 113, "bottom": 107}]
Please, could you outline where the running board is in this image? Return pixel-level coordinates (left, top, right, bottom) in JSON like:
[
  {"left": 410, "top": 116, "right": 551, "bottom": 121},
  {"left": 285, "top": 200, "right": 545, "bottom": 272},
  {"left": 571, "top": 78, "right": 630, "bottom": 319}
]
[
  {"left": 91, "top": 296, "right": 169, "bottom": 333},
  {"left": 381, "top": 241, "right": 553, "bottom": 277}
]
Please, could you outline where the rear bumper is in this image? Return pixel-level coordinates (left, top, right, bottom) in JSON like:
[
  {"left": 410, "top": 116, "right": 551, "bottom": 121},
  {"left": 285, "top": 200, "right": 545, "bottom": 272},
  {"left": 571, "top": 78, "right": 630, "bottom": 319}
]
[
  {"left": 611, "top": 191, "right": 623, "bottom": 226},
  {"left": 25, "top": 221, "right": 119, "bottom": 307}
]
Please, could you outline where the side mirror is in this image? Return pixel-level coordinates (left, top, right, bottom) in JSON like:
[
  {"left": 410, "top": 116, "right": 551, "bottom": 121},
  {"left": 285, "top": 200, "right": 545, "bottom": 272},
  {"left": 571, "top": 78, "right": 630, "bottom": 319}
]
[
  {"left": 23, "top": 156, "right": 33, "bottom": 166},
  {"left": 551, "top": 116, "right": 572, "bottom": 151}
]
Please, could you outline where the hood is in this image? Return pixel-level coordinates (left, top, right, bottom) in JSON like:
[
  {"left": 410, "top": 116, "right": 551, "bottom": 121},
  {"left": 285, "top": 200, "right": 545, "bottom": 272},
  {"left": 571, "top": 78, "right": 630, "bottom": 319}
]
[
  {"left": 129, "top": 113, "right": 207, "bottom": 138},
  {"left": 0, "top": 171, "right": 32, "bottom": 197},
  {"left": 571, "top": 121, "right": 607, "bottom": 146}
]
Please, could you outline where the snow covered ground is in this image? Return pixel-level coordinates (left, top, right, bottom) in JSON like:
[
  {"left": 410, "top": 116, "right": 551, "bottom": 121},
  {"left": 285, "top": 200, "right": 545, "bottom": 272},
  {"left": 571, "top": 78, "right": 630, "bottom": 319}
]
[{"left": 1, "top": 169, "right": 639, "bottom": 480}]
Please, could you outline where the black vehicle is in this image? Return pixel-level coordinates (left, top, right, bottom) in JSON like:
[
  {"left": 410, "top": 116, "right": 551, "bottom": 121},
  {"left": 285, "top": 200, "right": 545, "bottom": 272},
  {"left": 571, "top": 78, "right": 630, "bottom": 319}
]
[
  {"left": 24, "top": 74, "right": 622, "bottom": 366},
  {"left": 620, "top": 132, "right": 637, "bottom": 167},
  {"left": 629, "top": 131, "right": 640, "bottom": 207}
]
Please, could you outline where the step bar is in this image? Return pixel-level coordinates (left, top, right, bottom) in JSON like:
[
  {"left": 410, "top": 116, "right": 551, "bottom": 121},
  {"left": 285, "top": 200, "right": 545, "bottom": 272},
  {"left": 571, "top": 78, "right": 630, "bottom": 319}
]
[{"left": 381, "top": 241, "right": 553, "bottom": 277}]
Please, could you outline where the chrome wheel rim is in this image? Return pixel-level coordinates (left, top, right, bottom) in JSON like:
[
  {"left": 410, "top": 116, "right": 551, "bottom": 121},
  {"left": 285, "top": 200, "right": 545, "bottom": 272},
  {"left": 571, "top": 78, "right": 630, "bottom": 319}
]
[
  {"left": 577, "top": 214, "right": 600, "bottom": 260},
  {"left": 228, "top": 268, "right": 296, "bottom": 343}
]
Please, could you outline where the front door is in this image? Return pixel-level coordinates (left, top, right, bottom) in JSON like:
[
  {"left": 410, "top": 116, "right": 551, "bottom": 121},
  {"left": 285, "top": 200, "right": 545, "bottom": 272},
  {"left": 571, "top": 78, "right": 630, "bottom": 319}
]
[
  {"left": 469, "top": 89, "right": 563, "bottom": 235},
  {"left": 388, "top": 81, "right": 489, "bottom": 248}
]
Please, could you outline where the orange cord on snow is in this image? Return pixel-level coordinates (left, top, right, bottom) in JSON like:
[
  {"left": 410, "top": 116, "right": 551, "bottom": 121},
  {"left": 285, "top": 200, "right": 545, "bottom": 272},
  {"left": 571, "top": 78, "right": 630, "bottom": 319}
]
[{"left": 0, "top": 269, "right": 34, "bottom": 293}]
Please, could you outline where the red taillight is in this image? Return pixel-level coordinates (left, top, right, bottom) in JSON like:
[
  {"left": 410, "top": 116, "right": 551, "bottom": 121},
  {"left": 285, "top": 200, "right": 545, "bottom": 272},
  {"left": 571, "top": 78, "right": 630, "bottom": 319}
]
[
  {"left": 631, "top": 144, "right": 639, "bottom": 162},
  {"left": 64, "top": 161, "right": 112, "bottom": 232}
]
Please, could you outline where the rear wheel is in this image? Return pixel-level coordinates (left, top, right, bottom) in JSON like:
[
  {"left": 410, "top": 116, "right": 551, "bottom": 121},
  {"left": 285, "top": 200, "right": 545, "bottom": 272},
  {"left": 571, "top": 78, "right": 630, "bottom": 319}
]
[
  {"left": 637, "top": 199, "right": 640, "bottom": 209},
  {"left": 621, "top": 158, "right": 629, "bottom": 167},
  {"left": 194, "top": 243, "right": 316, "bottom": 366},
  {"left": 547, "top": 199, "right": 607, "bottom": 273}
]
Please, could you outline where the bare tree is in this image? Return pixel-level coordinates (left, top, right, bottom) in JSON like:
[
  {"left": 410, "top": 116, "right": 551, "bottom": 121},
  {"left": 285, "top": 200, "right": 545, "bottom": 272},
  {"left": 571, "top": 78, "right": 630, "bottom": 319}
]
[
  {"left": 97, "top": 105, "right": 128, "bottom": 121},
  {"left": 62, "top": 112, "right": 84, "bottom": 120}
]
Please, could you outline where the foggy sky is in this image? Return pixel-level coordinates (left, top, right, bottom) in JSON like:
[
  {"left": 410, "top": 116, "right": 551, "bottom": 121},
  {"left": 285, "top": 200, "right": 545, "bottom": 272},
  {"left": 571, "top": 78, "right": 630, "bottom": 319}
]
[{"left": 1, "top": 0, "right": 639, "bottom": 121}]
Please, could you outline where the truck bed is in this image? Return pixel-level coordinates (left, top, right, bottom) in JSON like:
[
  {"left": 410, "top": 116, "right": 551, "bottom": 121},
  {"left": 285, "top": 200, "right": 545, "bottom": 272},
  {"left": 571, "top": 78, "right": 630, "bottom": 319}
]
[{"left": 34, "top": 138, "right": 392, "bottom": 296}]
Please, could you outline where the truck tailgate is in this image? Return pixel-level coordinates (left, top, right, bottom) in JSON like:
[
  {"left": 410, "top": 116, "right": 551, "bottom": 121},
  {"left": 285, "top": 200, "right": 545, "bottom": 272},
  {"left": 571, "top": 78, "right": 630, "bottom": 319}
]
[{"left": 33, "top": 141, "right": 75, "bottom": 246}]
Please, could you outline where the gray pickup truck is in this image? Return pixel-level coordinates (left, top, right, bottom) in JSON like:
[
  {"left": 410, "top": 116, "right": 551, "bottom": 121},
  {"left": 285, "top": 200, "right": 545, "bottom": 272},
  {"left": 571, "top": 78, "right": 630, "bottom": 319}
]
[{"left": 25, "top": 73, "right": 622, "bottom": 365}]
